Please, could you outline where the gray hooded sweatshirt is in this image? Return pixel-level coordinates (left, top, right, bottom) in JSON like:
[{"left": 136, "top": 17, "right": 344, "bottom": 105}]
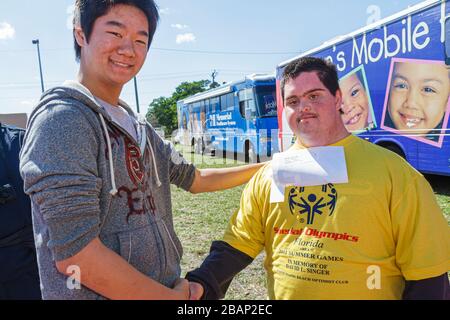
[{"left": 19, "top": 81, "right": 196, "bottom": 300}]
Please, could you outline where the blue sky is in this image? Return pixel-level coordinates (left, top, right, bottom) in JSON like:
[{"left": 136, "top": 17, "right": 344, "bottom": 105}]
[{"left": 0, "top": 0, "right": 424, "bottom": 116}]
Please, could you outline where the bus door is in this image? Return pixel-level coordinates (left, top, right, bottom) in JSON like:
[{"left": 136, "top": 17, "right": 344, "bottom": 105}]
[
  {"left": 208, "top": 96, "right": 221, "bottom": 154},
  {"left": 219, "top": 92, "right": 237, "bottom": 155},
  {"left": 254, "top": 85, "right": 278, "bottom": 157},
  {"left": 203, "top": 99, "right": 212, "bottom": 150},
  {"left": 238, "top": 88, "right": 258, "bottom": 155}
]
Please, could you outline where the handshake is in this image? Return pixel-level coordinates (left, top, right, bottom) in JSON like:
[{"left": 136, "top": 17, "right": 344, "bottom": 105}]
[{"left": 173, "top": 279, "right": 204, "bottom": 300}]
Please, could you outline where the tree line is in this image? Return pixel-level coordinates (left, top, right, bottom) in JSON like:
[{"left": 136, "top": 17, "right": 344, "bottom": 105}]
[{"left": 146, "top": 80, "right": 220, "bottom": 135}]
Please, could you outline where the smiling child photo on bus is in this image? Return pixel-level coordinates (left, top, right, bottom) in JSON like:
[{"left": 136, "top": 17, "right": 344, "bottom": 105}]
[
  {"left": 339, "top": 67, "right": 376, "bottom": 133},
  {"left": 382, "top": 59, "right": 450, "bottom": 147}
]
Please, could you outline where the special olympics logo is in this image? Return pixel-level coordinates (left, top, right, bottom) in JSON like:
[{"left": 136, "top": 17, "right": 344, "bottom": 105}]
[{"left": 288, "top": 184, "right": 338, "bottom": 225}]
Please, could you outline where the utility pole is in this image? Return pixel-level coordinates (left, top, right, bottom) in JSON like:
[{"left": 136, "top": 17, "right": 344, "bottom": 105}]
[
  {"left": 32, "top": 39, "right": 45, "bottom": 93},
  {"left": 133, "top": 76, "right": 140, "bottom": 113},
  {"left": 211, "top": 70, "right": 218, "bottom": 85}
]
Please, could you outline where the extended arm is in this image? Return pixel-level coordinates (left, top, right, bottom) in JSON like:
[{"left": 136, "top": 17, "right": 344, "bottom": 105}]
[
  {"left": 185, "top": 241, "right": 254, "bottom": 300},
  {"left": 189, "top": 163, "right": 265, "bottom": 194}
]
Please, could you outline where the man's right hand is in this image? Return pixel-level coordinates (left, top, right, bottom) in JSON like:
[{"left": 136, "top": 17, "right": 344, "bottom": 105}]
[
  {"left": 189, "top": 282, "right": 204, "bottom": 300},
  {"left": 173, "top": 278, "right": 191, "bottom": 300}
]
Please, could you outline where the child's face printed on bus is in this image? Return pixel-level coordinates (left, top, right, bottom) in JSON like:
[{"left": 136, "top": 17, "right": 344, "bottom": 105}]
[
  {"left": 340, "top": 73, "right": 369, "bottom": 131},
  {"left": 388, "top": 62, "right": 450, "bottom": 135}
]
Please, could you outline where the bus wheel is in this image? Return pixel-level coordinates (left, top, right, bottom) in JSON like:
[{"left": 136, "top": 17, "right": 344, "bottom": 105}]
[
  {"left": 194, "top": 139, "right": 205, "bottom": 154},
  {"left": 194, "top": 139, "right": 201, "bottom": 154},
  {"left": 245, "top": 142, "right": 258, "bottom": 163},
  {"left": 200, "top": 139, "right": 206, "bottom": 155}
]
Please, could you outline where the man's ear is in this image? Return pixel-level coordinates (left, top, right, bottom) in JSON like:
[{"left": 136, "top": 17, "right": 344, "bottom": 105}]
[{"left": 74, "top": 27, "right": 87, "bottom": 47}]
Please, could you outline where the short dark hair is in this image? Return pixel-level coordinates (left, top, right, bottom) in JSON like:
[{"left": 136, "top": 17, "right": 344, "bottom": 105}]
[
  {"left": 73, "top": 0, "right": 159, "bottom": 62},
  {"left": 281, "top": 57, "right": 340, "bottom": 100}
]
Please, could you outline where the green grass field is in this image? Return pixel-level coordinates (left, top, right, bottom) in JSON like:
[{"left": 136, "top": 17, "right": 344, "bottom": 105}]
[{"left": 172, "top": 147, "right": 450, "bottom": 300}]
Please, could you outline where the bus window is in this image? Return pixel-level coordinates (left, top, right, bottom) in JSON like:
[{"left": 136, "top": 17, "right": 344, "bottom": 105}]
[
  {"left": 193, "top": 102, "right": 201, "bottom": 113},
  {"left": 199, "top": 100, "right": 205, "bottom": 113},
  {"left": 199, "top": 100, "right": 206, "bottom": 131},
  {"left": 210, "top": 97, "right": 220, "bottom": 113},
  {"left": 227, "top": 93, "right": 235, "bottom": 109},
  {"left": 255, "top": 86, "right": 277, "bottom": 118},
  {"left": 220, "top": 93, "right": 234, "bottom": 112},
  {"left": 182, "top": 110, "right": 187, "bottom": 129},
  {"left": 239, "top": 88, "right": 257, "bottom": 119},
  {"left": 220, "top": 95, "right": 228, "bottom": 111},
  {"left": 205, "top": 99, "right": 211, "bottom": 114},
  {"left": 187, "top": 104, "right": 194, "bottom": 132}
]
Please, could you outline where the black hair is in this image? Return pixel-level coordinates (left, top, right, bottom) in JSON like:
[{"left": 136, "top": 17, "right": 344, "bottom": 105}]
[
  {"left": 281, "top": 57, "right": 340, "bottom": 100},
  {"left": 73, "top": 0, "right": 159, "bottom": 61}
]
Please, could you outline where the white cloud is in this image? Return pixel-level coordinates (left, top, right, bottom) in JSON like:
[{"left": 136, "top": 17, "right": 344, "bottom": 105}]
[
  {"left": 160, "top": 7, "right": 170, "bottom": 15},
  {"left": 0, "top": 22, "right": 15, "bottom": 40},
  {"left": 171, "top": 24, "right": 189, "bottom": 30},
  {"left": 67, "top": 5, "right": 75, "bottom": 30},
  {"left": 176, "top": 33, "right": 196, "bottom": 44}
]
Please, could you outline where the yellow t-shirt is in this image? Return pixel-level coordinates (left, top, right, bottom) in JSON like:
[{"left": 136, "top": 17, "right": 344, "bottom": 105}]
[{"left": 223, "top": 135, "right": 450, "bottom": 300}]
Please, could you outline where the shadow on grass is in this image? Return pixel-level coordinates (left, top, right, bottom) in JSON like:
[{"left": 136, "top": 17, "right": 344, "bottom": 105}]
[{"left": 424, "top": 174, "right": 450, "bottom": 196}]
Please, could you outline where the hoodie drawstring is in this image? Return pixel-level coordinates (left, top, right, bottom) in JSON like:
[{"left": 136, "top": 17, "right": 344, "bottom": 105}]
[
  {"left": 99, "top": 113, "right": 119, "bottom": 196},
  {"left": 146, "top": 134, "right": 162, "bottom": 187},
  {"left": 138, "top": 117, "right": 162, "bottom": 188}
]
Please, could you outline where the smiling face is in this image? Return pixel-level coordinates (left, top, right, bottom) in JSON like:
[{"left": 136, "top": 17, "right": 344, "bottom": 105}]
[
  {"left": 340, "top": 73, "right": 369, "bottom": 131},
  {"left": 75, "top": 4, "right": 150, "bottom": 98},
  {"left": 283, "top": 71, "right": 348, "bottom": 147},
  {"left": 388, "top": 62, "right": 450, "bottom": 135}
]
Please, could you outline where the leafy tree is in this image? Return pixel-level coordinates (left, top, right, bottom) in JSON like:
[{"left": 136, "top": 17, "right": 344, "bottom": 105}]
[
  {"left": 209, "top": 81, "right": 220, "bottom": 89},
  {"left": 172, "top": 80, "right": 211, "bottom": 102},
  {"left": 146, "top": 96, "right": 175, "bottom": 132},
  {"left": 146, "top": 80, "right": 211, "bottom": 135}
]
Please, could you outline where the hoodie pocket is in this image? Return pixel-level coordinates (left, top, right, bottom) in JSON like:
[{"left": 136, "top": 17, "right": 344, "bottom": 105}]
[
  {"left": 155, "top": 218, "right": 183, "bottom": 284},
  {"left": 117, "top": 224, "right": 162, "bottom": 281}
]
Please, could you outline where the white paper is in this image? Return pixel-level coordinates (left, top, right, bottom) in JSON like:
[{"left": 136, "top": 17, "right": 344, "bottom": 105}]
[
  {"left": 270, "top": 180, "right": 286, "bottom": 203},
  {"left": 270, "top": 147, "right": 348, "bottom": 203}
]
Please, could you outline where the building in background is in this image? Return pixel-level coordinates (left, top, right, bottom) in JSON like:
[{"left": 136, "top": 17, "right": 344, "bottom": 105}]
[{"left": 0, "top": 114, "right": 28, "bottom": 129}]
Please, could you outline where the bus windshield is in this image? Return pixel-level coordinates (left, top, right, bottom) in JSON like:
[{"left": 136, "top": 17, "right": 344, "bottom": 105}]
[{"left": 255, "top": 86, "right": 277, "bottom": 118}]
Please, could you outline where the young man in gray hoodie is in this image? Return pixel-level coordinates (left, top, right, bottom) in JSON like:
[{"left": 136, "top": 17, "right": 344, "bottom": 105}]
[{"left": 19, "top": 0, "right": 263, "bottom": 300}]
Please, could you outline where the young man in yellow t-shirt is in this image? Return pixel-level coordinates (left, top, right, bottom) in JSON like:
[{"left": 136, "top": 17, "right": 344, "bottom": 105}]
[{"left": 186, "top": 57, "right": 450, "bottom": 300}]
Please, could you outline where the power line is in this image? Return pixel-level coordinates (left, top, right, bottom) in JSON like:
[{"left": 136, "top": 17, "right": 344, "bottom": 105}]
[
  {"left": 163, "top": 47, "right": 298, "bottom": 55},
  {"left": 0, "top": 74, "right": 209, "bottom": 89},
  {"left": 0, "top": 69, "right": 264, "bottom": 88},
  {"left": 0, "top": 46, "right": 299, "bottom": 55},
  {"left": 151, "top": 47, "right": 299, "bottom": 55},
  {"left": 0, "top": 48, "right": 71, "bottom": 54}
]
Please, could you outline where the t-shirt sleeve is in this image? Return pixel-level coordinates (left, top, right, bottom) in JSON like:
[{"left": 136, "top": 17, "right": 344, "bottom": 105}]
[
  {"left": 391, "top": 174, "right": 450, "bottom": 281},
  {"left": 222, "top": 167, "right": 267, "bottom": 259},
  {"left": 159, "top": 137, "right": 196, "bottom": 191},
  {"left": 20, "top": 105, "right": 102, "bottom": 262}
]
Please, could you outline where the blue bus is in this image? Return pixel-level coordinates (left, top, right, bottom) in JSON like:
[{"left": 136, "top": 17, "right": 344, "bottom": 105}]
[
  {"left": 177, "top": 74, "right": 278, "bottom": 162},
  {"left": 276, "top": 0, "right": 450, "bottom": 176}
]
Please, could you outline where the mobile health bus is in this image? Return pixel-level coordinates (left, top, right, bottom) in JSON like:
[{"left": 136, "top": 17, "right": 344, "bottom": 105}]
[
  {"left": 177, "top": 74, "right": 278, "bottom": 162},
  {"left": 276, "top": 0, "right": 450, "bottom": 176}
]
